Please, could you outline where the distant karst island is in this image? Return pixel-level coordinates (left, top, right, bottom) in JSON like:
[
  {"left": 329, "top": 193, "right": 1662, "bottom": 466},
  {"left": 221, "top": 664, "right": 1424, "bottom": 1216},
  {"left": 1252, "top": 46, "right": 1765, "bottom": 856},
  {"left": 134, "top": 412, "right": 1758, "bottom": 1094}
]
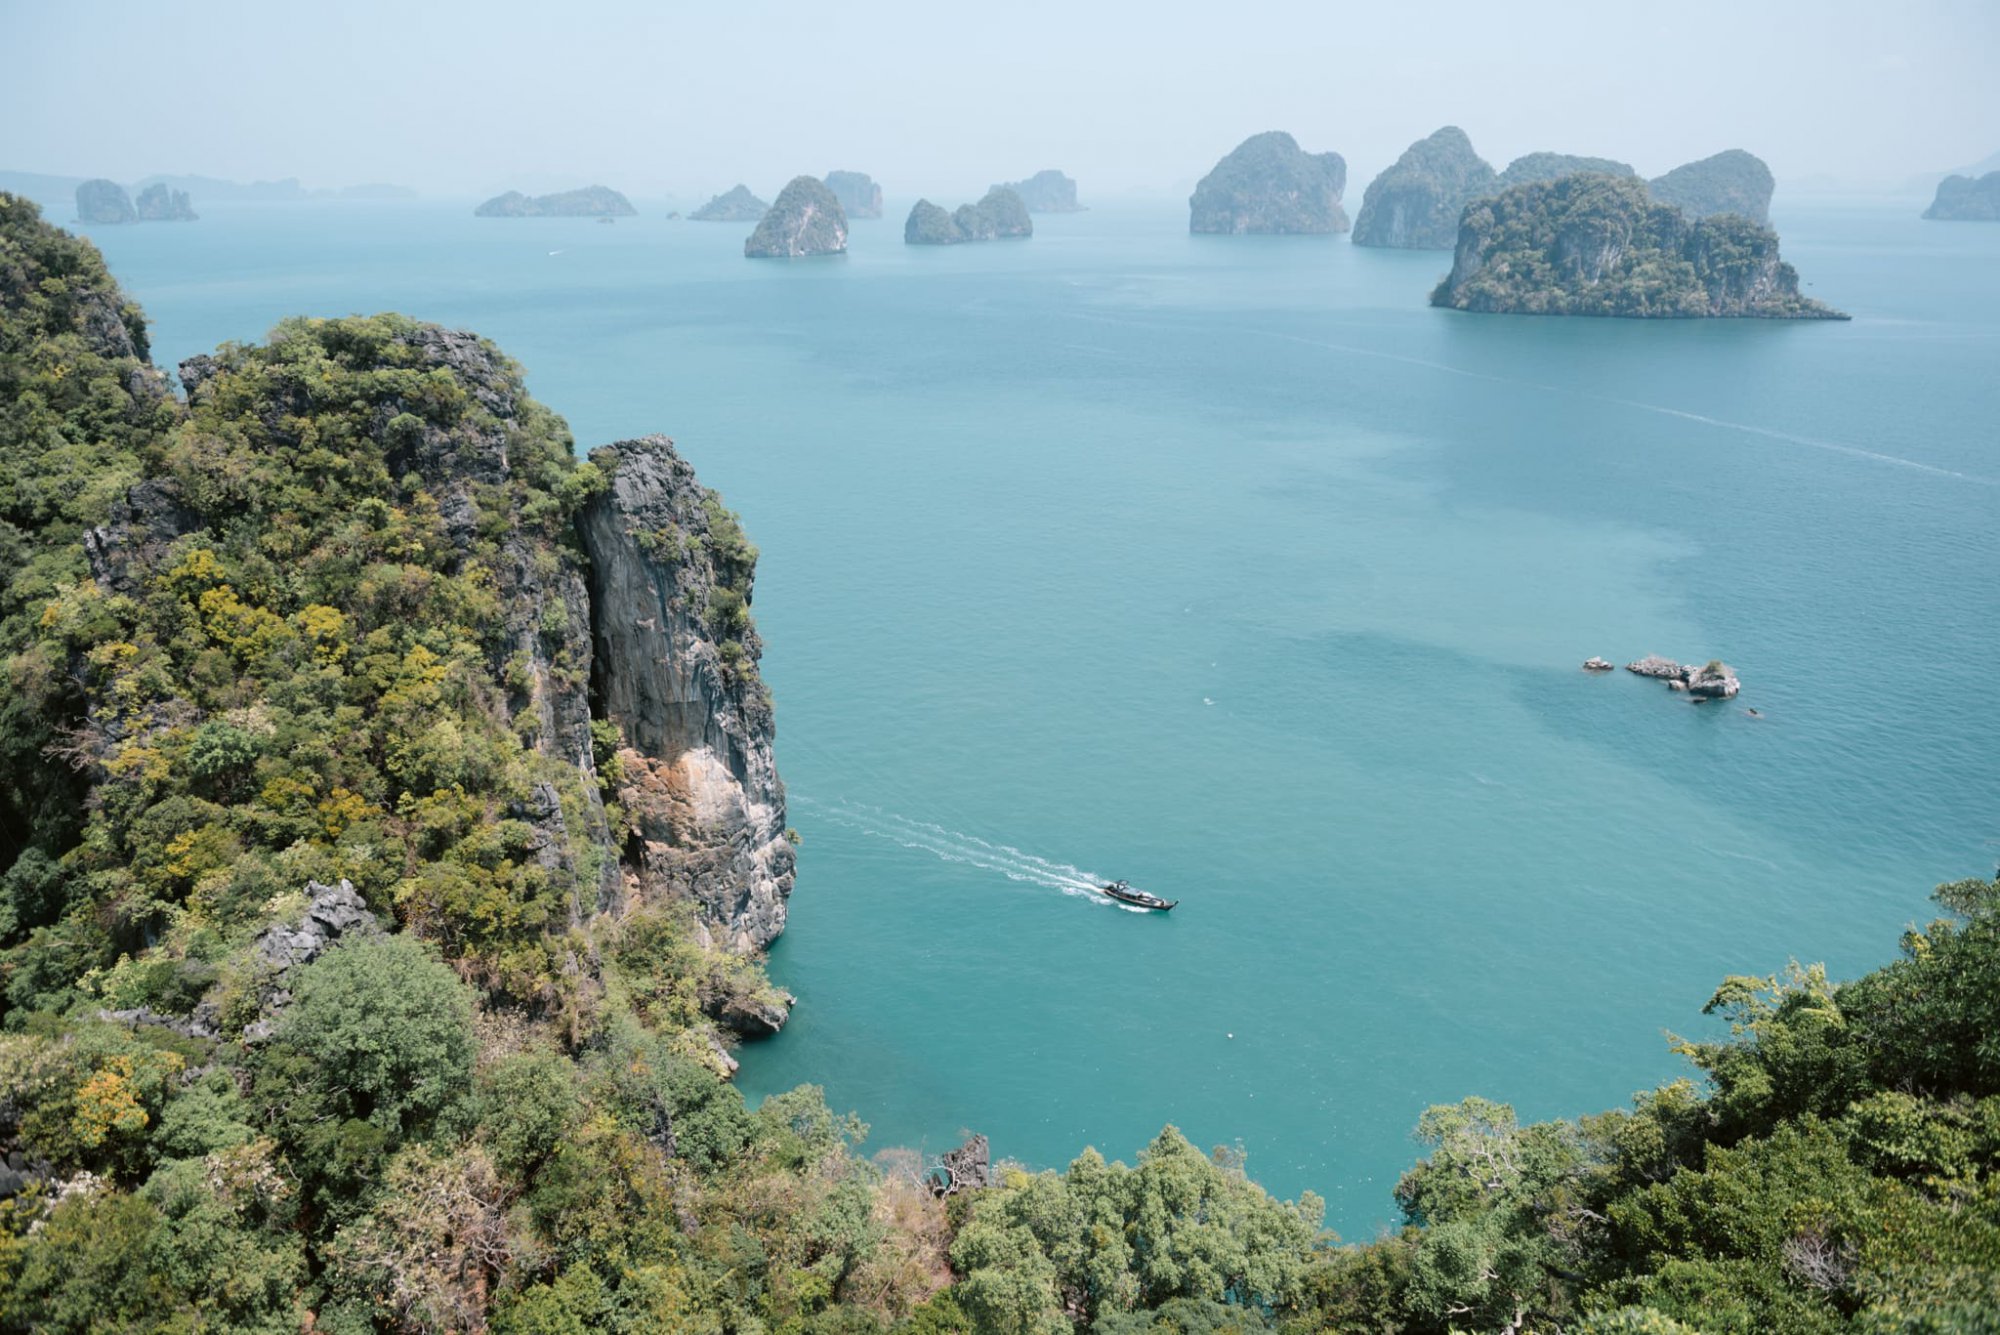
[
  {"left": 1431, "top": 172, "right": 1845, "bottom": 319},
  {"left": 1497, "top": 152, "right": 1637, "bottom": 188},
  {"left": 1924, "top": 171, "right": 2000, "bottom": 221},
  {"left": 904, "top": 187, "right": 1032, "bottom": 245},
  {"left": 823, "top": 171, "right": 881, "bottom": 220},
  {"left": 1647, "top": 149, "right": 1775, "bottom": 223},
  {"left": 1353, "top": 127, "right": 1495, "bottom": 250},
  {"left": 993, "top": 170, "right": 1082, "bottom": 213},
  {"left": 1190, "top": 131, "right": 1348, "bottom": 234},
  {"left": 691, "top": 185, "right": 769, "bottom": 222},
  {"left": 75, "top": 178, "right": 195, "bottom": 224},
  {"left": 745, "top": 176, "right": 848, "bottom": 258},
  {"left": 473, "top": 185, "right": 635, "bottom": 218}
]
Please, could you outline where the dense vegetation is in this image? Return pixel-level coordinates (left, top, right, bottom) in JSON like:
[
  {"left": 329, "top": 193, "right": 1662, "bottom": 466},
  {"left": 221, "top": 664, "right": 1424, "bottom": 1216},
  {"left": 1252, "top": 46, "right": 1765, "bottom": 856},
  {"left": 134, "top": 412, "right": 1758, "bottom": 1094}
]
[
  {"left": 4, "top": 193, "right": 1994, "bottom": 1333},
  {"left": 1495, "top": 154, "right": 1636, "bottom": 190},
  {"left": 1433, "top": 173, "right": 1845, "bottom": 320},
  {"left": 903, "top": 190, "right": 1032, "bottom": 246},
  {"left": 1645, "top": 150, "right": 1775, "bottom": 224},
  {"left": 1188, "top": 133, "right": 1348, "bottom": 235},
  {"left": 746, "top": 177, "right": 850, "bottom": 259}
]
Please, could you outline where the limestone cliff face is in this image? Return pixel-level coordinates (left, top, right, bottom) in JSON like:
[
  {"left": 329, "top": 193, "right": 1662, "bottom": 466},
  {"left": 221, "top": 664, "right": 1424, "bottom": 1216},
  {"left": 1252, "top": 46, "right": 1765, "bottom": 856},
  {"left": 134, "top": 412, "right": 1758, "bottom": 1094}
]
[
  {"left": 1923, "top": 171, "right": 2000, "bottom": 221},
  {"left": 1352, "top": 126, "right": 1495, "bottom": 250},
  {"left": 580, "top": 437, "right": 793, "bottom": 953},
  {"left": 745, "top": 176, "right": 849, "bottom": 258},
  {"left": 76, "top": 179, "right": 136, "bottom": 225}
]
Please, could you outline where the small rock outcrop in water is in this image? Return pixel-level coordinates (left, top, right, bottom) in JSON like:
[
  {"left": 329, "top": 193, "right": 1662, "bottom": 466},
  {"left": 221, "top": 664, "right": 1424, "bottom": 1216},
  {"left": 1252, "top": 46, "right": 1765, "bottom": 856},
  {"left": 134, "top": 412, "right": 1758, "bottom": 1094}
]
[
  {"left": 1647, "top": 149, "right": 1775, "bottom": 223},
  {"left": 1353, "top": 126, "right": 1496, "bottom": 250},
  {"left": 1433, "top": 173, "right": 1845, "bottom": 319},
  {"left": 745, "top": 176, "right": 848, "bottom": 258},
  {"left": 904, "top": 188, "right": 1033, "bottom": 244},
  {"left": 75, "top": 178, "right": 136, "bottom": 224},
  {"left": 134, "top": 183, "right": 197, "bottom": 221},
  {"left": 1497, "top": 153, "right": 1637, "bottom": 188},
  {"left": 1623, "top": 655, "right": 1741, "bottom": 699},
  {"left": 581, "top": 436, "right": 795, "bottom": 954},
  {"left": 474, "top": 185, "right": 636, "bottom": 217},
  {"left": 823, "top": 170, "right": 882, "bottom": 219},
  {"left": 691, "top": 185, "right": 769, "bottom": 222},
  {"left": 1924, "top": 171, "right": 2000, "bottom": 221},
  {"left": 1189, "top": 131, "right": 1348, "bottom": 234},
  {"left": 1582, "top": 657, "right": 1614, "bottom": 672},
  {"left": 993, "top": 170, "right": 1082, "bottom": 212}
]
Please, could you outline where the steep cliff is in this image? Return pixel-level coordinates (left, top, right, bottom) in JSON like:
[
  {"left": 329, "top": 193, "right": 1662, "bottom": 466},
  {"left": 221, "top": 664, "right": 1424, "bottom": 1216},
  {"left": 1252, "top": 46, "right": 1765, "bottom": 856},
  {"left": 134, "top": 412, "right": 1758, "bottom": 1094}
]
[
  {"left": 1189, "top": 131, "right": 1348, "bottom": 234},
  {"left": 1647, "top": 149, "right": 1775, "bottom": 223},
  {"left": 823, "top": 170, "right": 883, "bottom": 219},
  {"left": 993, "top": 169, "right": 1082, "bottom": 212},
  {"left": 1924, "top": 171, "right": 2000, "bottom": 221},
  {"left": 1353, "top": 126, "right": 1496, "bottom": 250},
  {"left": 474, "top": 185, "right": 636, "bottom": 217},
  {"left": 135, "top": 183, "right": 197, "bottom": 221},
  {"left": 903, "top": 188, "right": 1033, "bottom": 244},
  {"left": 692, "top": 185, "right": 769, "bottom": 222},
  {"left": 75, "top": 178, "right": 136, "bottom": 224},
  {"left": 1432, "top": 172, "right": 1845, "bottom": 319},
  {"left": 745, "top": 176, "right": 849, "bottom": 258},
  {"left": 581, "top": 438, "right": 794, "bottom": 952}
]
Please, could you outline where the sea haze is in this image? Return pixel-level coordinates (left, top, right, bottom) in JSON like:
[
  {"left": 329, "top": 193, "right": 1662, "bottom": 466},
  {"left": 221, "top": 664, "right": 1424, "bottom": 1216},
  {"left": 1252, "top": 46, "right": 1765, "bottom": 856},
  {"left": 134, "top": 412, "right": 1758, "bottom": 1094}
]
[{"left": 81, "top": 195, "right": 2000, "bottom": 1237}]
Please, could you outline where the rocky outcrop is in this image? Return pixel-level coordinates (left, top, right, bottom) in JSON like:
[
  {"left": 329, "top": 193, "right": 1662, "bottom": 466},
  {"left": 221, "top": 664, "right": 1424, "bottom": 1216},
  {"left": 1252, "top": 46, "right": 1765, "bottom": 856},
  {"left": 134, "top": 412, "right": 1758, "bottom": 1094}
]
[
  {"left": 824, "top": 171, "right": 883, "bottom": 219},
  {"left": 474, "top": 185, "right": 636, "bottom": 218},
  {"left": 691, "top": 185, "right": 768, "bottom": 222},
  {"left": 580, "top": 437, "right": 794, "bottom": 954},
  {"left": 1433, "top": 173, "right": 1845, "bottom": 319},
  {"left": 994, "top": 170, "right": 1082, "bottom": 212},
  {"left": 1353, "top": 126, "right": 1496, "bottom": 250},
  {"left": 1497, "top": 153, "right": 1636, "bottom": 189},
  {"left": 1623, "top": 656, "right": 1741, "bottom": 699},
  {"left": 1582, "top": 657, "right": 1614, "bottom": 672},
  {"left": 134, "top": 183, "right": 196, "bottom": 221},
  {"left": 745, "top": 176, "right": 848, "bottom": 258},
  {"left": 1647, "top": 150, "right": 1774, "bottom": 223},
  {"left": 1190, "top": 132, "right": 1348, "bottom": 234},
  {"left": 75, "top": 179, "right": 135, "bottom": 224},
  {"left": 904, "top": 188, "right": 1033, "bottom": 245},
  {"left": 1924, "top": 172, "right": 2000, "bottom": 221},
  {"left": 241, "top": 878, "right": 385, "bottom": 1039}
]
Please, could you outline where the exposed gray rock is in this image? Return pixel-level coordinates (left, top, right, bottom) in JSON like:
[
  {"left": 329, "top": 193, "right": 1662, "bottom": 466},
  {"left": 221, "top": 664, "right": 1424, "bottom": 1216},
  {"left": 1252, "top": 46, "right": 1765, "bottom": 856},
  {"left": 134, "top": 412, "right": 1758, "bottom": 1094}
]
[
  {"left": 1684, "top": 660, "right": 1741, "bottom": 699},
  {"left": 254, "top": 878, "right": 381, "bottom": 971},
  {"left": 1626, "top": 655, "right": 1687, "bottom": 680},
  {"left": 1582, "top": 657, "right": 1614, "bottom": 672},
  {"left": 745, "top": 176, "right": 848, "bottom": 258},
  {"left": 99, "top": 1006, "right": 219, "bottom": 1041},
  {"left": 580, "top": 436, "right": 795, "bottom": 954}
]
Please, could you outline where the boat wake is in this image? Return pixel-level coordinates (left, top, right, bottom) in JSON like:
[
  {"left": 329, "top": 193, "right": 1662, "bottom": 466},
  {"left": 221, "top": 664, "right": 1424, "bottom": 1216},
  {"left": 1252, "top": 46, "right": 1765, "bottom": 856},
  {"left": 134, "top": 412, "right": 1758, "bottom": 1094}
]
[{"left": 793, "top": 797, "right": 1142, "bottom": 908}]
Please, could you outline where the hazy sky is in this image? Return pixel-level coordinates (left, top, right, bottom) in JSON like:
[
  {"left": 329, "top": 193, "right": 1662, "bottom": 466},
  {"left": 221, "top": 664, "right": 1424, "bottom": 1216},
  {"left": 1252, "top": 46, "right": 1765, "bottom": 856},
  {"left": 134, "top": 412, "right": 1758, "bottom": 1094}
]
[{"left": 6, "top": 0, "right": 1996, "bottom": 200}]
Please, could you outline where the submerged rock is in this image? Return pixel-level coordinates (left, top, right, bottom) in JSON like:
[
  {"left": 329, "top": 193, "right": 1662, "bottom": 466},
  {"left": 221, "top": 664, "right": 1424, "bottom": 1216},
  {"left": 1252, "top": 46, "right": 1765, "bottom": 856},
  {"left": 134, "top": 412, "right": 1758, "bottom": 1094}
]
[
  {"left": 1189, "top": 131, "right": 1348, "bottom": 234},
  {"left": 1924, "top": 171, "right": 2000, "bottom": 221},
  {"left": 691, "top": 184, "right": 769, "bottom": 222},
  {"left": 745, "top": 175, "right": 848, "bottom": 258},
  {"left": 993, "top": 169, "right": 1082, "bottom": 213},
  {"left": 474, "top": 185, "right": 636, "bottom": 217},
  {"left": 1648, "top": 149, "right": 1775, "bottom": 223},
  {"left": 903, "top": 188, "right": 1033, "bottom": 244},
  {"left": 1353, "top": 126, "right": 1495, "bottom": 250},
  {"left": 824, "top": 170, "right": 882, "bottom": 219},
  {"left": 75, "top": 178, "right": 135, "bottom": 224},
  {"left": 1433, "top": 173, "right": 1844, "bottom": 319}
]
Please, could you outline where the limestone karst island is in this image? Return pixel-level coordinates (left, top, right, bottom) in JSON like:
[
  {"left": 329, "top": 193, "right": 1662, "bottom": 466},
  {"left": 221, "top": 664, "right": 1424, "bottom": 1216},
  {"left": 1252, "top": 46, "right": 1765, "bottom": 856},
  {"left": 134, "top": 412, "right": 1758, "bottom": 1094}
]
[{"left": 1, "top": 6, "right": 1995, "bottom": 1334}]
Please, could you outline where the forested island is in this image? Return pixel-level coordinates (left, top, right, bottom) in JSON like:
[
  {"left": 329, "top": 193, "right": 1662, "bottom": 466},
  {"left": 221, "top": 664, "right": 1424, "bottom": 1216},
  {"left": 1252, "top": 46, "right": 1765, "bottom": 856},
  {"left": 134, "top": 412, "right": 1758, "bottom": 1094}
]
[
  {"left": 691, "top": 184, "right": 769, "bottom": 222},
  {"left": 1647, "top": 149, "right": 1776, "bottom": 223},
  {"left": 1189, "top": 131, "right": 1349, "bottom": 234},
  {"left": 1924, "top": 170, "right": 2000, "bottom": 220},
  {"left": 824, "top": 170, "right": 883, "bottom": 220},
  {"left": 904, "top": 187, "right": 1032, "bottom": 244},
  {"left": 745, "top": 176, "right": 849, "bottom": 257},
  {"left": 473, "top": 185, "right": 636, "bottom": 217},
  {"left": 993, "top": 170, "right": 1082, "bottom": 212},
  {"left": 2, "top": 191, "right": 1990, "bottom": 1334},
  {"left": 1497, "top": 152, "right": 1636, "bottom": 188},
  {"left": 1432, "top": 173, "right": 1845, "bottom": 319},
  {"left": 1352, "top": 126, "right": 1496, "bottom": 249}
]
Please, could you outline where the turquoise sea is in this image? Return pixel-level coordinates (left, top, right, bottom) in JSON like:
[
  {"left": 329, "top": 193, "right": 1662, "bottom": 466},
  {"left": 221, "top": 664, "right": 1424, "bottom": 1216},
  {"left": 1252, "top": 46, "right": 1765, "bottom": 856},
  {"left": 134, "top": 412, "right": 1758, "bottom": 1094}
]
[{"left": 67, "top": 192, "right": 1999, "bottom": 1237}]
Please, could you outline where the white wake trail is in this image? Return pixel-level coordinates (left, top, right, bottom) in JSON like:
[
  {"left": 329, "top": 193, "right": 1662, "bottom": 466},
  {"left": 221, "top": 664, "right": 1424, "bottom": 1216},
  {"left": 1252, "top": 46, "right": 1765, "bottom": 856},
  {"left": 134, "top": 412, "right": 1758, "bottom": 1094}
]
[{"left": 793, "top": 797, "right": 1137, "bottom": 907}]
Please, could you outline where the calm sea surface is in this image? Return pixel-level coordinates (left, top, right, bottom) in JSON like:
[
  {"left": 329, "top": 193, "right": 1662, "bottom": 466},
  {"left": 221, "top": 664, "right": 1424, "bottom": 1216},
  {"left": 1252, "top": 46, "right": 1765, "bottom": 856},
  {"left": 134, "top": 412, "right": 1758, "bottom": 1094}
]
[{"left": 69, "top": 192, "right": 2000, "bottom": 1236}]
